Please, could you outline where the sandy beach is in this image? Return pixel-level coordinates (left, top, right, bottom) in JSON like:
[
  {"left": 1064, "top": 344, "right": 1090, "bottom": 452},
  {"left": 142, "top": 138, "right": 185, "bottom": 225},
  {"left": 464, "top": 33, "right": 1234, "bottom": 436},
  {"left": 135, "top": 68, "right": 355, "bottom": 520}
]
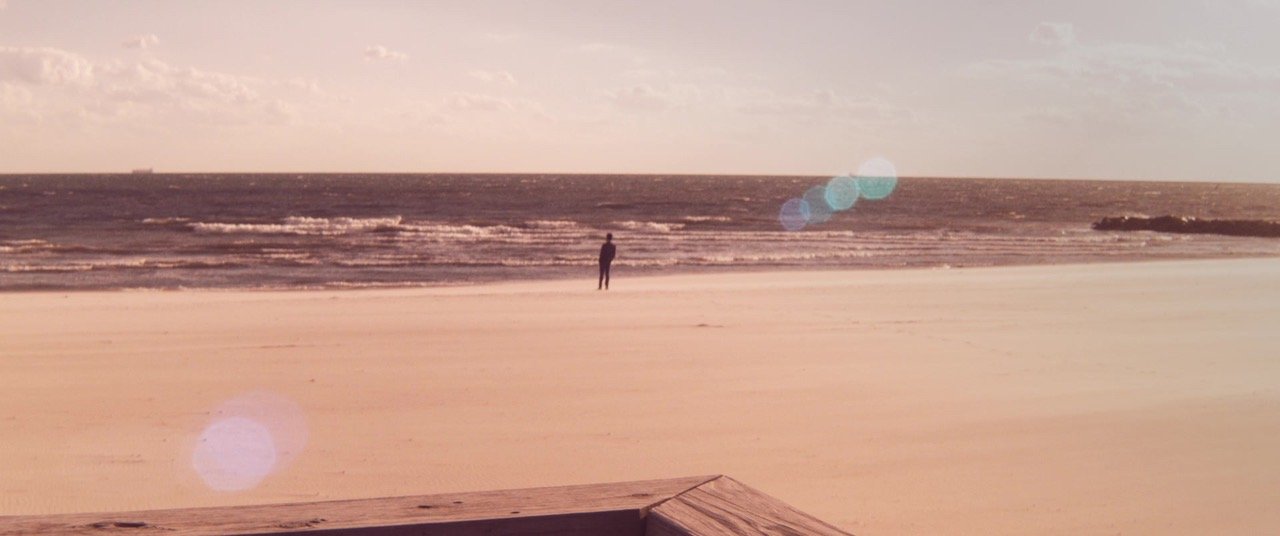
[{"left": 2, "top": 258, "right": 1278, "bottom": 534}]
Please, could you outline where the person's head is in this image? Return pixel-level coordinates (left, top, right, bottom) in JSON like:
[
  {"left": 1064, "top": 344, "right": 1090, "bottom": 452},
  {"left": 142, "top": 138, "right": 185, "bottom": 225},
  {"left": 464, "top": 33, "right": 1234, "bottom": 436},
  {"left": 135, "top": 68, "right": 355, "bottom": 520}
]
[{"left": 606, "top": 233, "right": 613, "bottom": 242}]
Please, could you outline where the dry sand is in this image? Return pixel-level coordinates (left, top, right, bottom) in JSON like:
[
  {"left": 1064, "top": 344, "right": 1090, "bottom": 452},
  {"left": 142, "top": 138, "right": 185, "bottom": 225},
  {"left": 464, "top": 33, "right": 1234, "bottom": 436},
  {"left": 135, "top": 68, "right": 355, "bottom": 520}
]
[{"left": 2, "top": 258, "right": 1278, "bottom": 534}]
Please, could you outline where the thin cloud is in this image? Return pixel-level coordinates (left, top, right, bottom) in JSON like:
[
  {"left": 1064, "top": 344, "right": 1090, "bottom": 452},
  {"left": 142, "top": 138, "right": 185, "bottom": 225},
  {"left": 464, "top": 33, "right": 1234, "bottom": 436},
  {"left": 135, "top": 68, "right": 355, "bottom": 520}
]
[
  {"left": 0, "top": 46, "right": 319, "bottom": 128},
  {"left": 607, "top": 84, "right": 682, "bottom": 111},
  {"left": 967, "top": 26, "right": 1280, "bottom": 125},
  {"left": 0, "top": 46, "right": 95, "bottom": 85},
  {"left": 0, "top": 83, "right": 32, "bottom": 110},
  {"left": 972, "top": 34, "right": 1280, "bottom": 93},
  {"left": 468, "top": 70, "right": 516, "bottom": 85},
  {"left": 446, "top": 93, "right": 513, "bottom": 111},
  {"left": 285, "top": 77, "right": 323, "bottom": 95},
  {"left": 1030, "top": 22, "right": 1075, "bottom": 47},
  {"left": 736, "top": 88, "right": 913, "bottom": 122},
  {"left": 363, "top": 45, "right": 407, "bottom": 61},
  {"left": 102, "top": 59, "right": 259, "bottom": 105},
  {"left": 122, "top": 34, "right": 160, "bottom": 50}
]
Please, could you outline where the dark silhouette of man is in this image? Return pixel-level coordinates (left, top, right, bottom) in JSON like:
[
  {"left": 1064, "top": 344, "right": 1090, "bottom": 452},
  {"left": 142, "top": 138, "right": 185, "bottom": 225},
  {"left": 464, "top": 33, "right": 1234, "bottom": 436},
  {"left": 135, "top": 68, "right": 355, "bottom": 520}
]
[{"left": 598, "top": 233, "right": 616, "bottom": 290}]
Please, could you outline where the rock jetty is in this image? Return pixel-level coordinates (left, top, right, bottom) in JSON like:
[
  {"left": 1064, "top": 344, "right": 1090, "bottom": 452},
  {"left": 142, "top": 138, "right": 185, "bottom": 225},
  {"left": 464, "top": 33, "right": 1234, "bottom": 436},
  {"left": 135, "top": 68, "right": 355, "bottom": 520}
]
[{"left": 1093, "top": 215, "right": 1280, "bottom": 238}]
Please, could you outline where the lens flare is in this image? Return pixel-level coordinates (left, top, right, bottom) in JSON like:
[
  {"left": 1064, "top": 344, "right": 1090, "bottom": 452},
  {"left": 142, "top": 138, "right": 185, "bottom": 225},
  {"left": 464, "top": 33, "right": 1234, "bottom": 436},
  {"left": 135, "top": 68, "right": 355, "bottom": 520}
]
[
  {"left": 824, "top": 175, "right": 859, "bottom": 211},
  {"left": 802, "top": 185, "right": 834, "bottom": 224},
  {"left": 855, "top": 157, "right": 898, "bottom": 200},
  {"left": 193, "top": 417, "right": 277, "bottom": 491},
  {"left": 778, "top": 198, "right": 811, "bottom": 231},
  {"left": 191, "top": 391, "right": 308, "bottom": 492}
]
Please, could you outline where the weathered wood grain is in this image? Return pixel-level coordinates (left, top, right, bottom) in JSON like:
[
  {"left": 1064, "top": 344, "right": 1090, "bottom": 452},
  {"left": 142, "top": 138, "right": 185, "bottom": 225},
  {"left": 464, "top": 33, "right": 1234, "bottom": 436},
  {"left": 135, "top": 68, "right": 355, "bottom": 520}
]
[
  {"left": 236, "top": 509, "right": 643, "bottom": 536},
  {"left": 0, "top": 475, "right": 855, "bottom": 535},
  {"left": 646, "top": 476, "right": 853, "bottom": 536},
  {"left": 0, "top": 475, "right": 716, "bottom": 535}
]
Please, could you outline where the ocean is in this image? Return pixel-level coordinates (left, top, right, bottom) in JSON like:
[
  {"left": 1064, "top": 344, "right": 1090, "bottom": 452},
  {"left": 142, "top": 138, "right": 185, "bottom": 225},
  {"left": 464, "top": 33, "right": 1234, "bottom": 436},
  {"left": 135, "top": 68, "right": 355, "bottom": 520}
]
[{"left": 1, "top": 174, "right": 1278, "bottom": 291}]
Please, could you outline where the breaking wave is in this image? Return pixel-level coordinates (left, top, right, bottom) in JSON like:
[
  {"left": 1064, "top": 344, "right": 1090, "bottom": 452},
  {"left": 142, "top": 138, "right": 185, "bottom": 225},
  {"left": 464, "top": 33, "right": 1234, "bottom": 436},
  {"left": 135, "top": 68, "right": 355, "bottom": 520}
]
[
  {"left": 191, "top": 216, "right": 405, "bottom": 235},
  {"left": 611, "top": 221, "right": 685, "bottom": 233},
  {"left": 3, "top": 258, "right": 246, "bottom": 273},
  {"left": 522, "top": 220, "right": 581, "bottom": 230}
]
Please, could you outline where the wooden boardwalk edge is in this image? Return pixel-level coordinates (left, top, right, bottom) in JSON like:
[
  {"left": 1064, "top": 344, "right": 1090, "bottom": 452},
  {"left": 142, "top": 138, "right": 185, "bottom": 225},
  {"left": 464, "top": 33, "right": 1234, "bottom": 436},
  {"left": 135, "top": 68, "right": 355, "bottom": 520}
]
[
  {"left": 0, "top": 475, "right": 853, "bottom": 535},
  {"left": 647, "top": 476, "right": 853, "bottom": 536}
]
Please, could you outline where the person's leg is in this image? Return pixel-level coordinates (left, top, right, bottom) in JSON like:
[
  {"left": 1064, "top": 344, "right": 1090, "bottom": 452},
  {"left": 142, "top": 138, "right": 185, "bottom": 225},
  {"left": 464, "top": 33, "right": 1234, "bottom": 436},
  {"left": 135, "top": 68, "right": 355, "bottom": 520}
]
[
  {"left": 598, "top": 263, "right": 604, "bottom": 289},
  {"left": 604, "top": 263, "right": 611, "bottom": 289}
]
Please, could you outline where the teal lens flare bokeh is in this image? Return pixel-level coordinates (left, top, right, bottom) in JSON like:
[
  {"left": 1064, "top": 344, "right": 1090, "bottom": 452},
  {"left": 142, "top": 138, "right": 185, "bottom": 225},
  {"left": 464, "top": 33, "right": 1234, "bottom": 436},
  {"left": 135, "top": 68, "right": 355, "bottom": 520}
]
[
  {"left": 855, "top": 157, "right": 898, "bottom": 200},
  {"left": 777, "top": 159, "right": 896, "bottom": 230},
  {"left": 803, "top": 185, "right": 834, "bottom": 224},
  {"left": 779, "top": 198, "right": 811, "bottom": 231},
  {"left": 824, "top": 175, "right": 860, "bottom": 211}
]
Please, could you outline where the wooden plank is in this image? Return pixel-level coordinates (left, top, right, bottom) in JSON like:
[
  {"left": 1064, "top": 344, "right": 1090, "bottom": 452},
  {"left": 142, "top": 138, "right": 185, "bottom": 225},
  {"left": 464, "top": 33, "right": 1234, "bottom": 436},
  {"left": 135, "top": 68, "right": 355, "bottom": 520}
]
[
  {"left": 646, "top": 476, "right": 853, "bottom": 536},
  {"left": 236, "top": 509, "right": 642, "bottom": 536},
  {"left": 0, "top": 475, "right": 717, "bottom": 535}
]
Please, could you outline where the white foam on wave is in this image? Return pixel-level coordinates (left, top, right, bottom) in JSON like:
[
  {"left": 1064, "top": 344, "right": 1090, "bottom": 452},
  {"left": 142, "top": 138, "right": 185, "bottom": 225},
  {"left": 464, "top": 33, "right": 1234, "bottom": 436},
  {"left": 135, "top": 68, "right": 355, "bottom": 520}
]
[
  {"left": 3, "top": 263, "right": 94, "bottom": 273},
  {"left": 2, "top": 258, "right": 246, "bottom": 272},
  {"left": 524, "top": 220, "right": 581, "bottom": 229},
  {"left": 142, "top": 217, "right": 192, "bottom": 225},
  {"left": 399, "top": 223, "right": 523, "bottom": 238},
  {"left": 0, "top": 239, "right": 56, "bottom": 253},
  {"left": 498, "top": 258, "right": 591, "bottom": 267},
  {"left": 334, "top": 255, "right": 423, "bottom": 267},
  {"left": 639, "top": 229, "right": 857, "bottom": 242},
  {"left": 684, "top": 251, "right": 877, "bottom": 264},
  {"left": 388, "top": 221, "right": 593, "bottom": 244},
  {"left": 612, "top": 221, "right": 685, "bottom": 233},
  {"left": 191, "top": 216, "right": 404, "bottom": 236}
]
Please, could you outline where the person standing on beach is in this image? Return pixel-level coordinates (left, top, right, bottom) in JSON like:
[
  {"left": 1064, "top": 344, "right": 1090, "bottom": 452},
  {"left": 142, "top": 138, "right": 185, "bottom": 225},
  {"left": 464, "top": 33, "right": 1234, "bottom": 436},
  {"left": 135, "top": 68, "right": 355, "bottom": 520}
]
[{"left": 598, "top": 233, "right": 617, "bottom": 290}]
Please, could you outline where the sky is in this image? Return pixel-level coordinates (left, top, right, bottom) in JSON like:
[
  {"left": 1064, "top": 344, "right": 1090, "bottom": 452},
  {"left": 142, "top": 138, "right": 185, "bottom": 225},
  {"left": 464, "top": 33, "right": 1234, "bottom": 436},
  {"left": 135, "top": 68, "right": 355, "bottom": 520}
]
[{"left": 1, "top": 0, "right": 1279, "bottom": 181}]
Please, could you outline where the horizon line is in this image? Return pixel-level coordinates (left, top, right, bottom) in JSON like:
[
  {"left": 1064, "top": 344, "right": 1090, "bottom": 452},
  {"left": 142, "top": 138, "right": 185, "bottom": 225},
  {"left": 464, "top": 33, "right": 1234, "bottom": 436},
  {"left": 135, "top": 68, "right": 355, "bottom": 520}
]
[{"left": 0, "top": 171, "right": 1276, "bottom": 185}]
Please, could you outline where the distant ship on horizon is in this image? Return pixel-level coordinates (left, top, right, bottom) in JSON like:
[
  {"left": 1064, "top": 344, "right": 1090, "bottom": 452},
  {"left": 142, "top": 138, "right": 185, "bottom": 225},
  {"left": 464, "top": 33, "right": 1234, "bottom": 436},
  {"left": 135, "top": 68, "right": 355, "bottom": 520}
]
[{"left": 131, "top": 168, "right": 154, "bottom": 174}]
